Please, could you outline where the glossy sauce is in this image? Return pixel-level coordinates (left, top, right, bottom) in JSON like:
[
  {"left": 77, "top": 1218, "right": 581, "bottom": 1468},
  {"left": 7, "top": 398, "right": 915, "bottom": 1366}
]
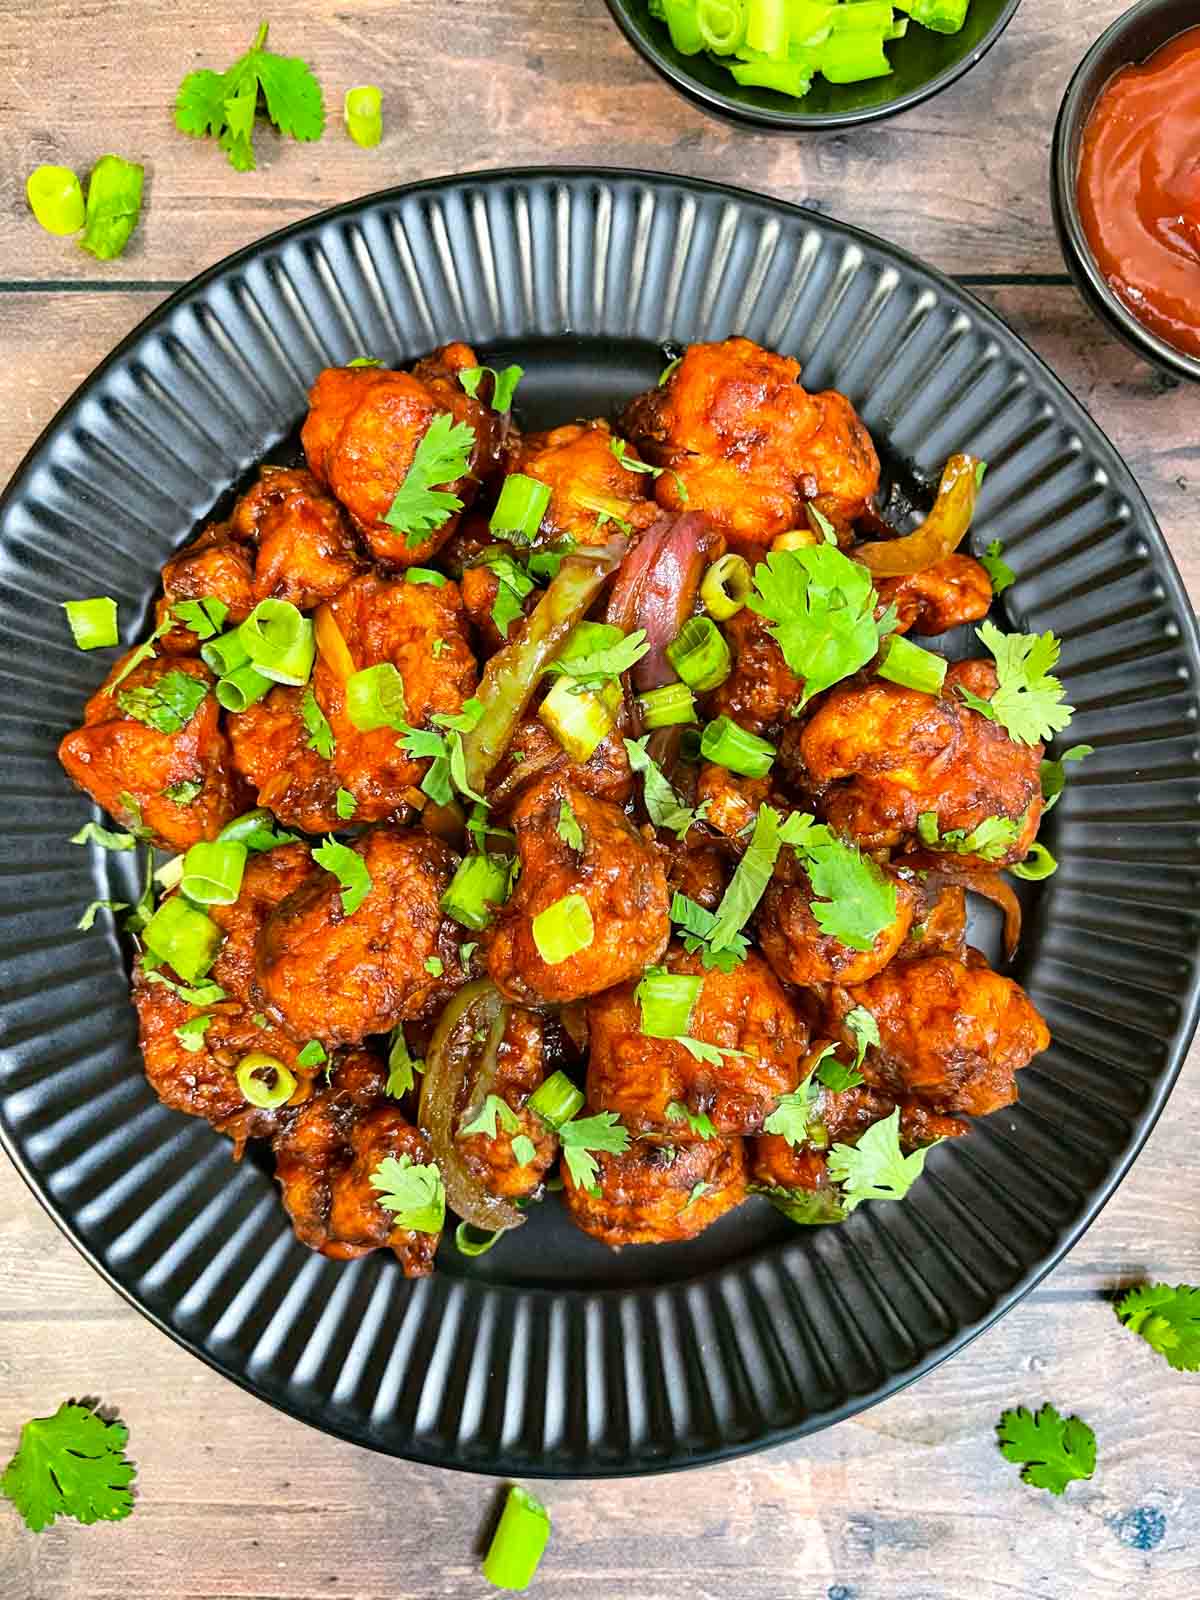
[{"left": 1078, "top": 27, "right": 1200, "bottom": 359}]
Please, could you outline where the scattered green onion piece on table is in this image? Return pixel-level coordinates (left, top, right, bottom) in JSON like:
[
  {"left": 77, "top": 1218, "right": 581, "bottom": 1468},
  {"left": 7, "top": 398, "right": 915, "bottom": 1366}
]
[
  {"left": 27, "top": 164, "right": 85, "bottom": 235},
  {"left": 638, "top": 681, "right": 697, "bottom": 729},
  {"left": 527, "top": 1070, "right": 585, "bottom": 1130},
  {"left": 666, "top": 616, "right": 732, "bottom": 692},
  {"left": 238, "top": 599, "right": 315, "bottom": 686},
  {"left": 482, "top": 1484, "right": 551, "bottom": 1592},
  {"left": 700, "top": 716, "right": 776, "bottom": 778},
  {"left": 141, "top": 895, "right": 222, "bottom": 982},
  {"left": 637, "top": 970, "right": 703, "bottom": 1040},
  {"left": 236, "top": 1052, "right": 297, "bottom": 1109},
  {"left": 490, "top": 474, "right": 551, "bottom": 544},
  {"left": 180, "top": 840, "right": 247, "bottom": 906},
  {"left": 876, "top": 634, "right": 948, "bottom": 695},
  {"left": 216, "top": 662, "right": 273, "bottom": 712},
  {"left": 62, "top": 597, "right": 118, "bottom": 650},
  {"left": 701, "top": 554, "right": 752, "bottom": 621},
  {"left": 441, "top": 853, "right": 515, "bottom": 930},
  {"left": 1009, "top": 842, "right": 1058, "bottom": 882},
  {"left": 343, "top": 85, "right": 382, "bottom": 148},
  {"left": 79, "top": 154, "right": 144, "bottom": 261},
  {"left": 201, "top": 628, "right": 251, "bottom": 677},
  {"left": 532, "top": 894, "right": 594, "bottom": 966},
  {"left": 345, "top": 662, "right": 408, "bottom": 731},
  {"left": 456, "top": 1221, "right": 503, "bottom": 1257}
]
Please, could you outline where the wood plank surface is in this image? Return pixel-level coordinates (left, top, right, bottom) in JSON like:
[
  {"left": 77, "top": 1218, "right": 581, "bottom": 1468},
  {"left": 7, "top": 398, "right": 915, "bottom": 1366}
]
[{"left": 1, "top": 2, "right": 1199, "bottom": 1597}]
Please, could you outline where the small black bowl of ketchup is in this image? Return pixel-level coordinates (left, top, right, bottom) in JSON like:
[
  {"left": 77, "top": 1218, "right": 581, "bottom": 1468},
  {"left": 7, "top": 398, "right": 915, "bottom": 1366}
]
[{"left": 1052, "top": 0, "right": 1200, "bottom": 383}]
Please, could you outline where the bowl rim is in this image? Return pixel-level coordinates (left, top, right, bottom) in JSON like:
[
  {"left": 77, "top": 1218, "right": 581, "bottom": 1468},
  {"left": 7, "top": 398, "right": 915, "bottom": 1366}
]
[
  {"left": 1051, "top": 0, "right": 1200, "bottom": 385},
  {"left": 602, "top": 0, "right": 1024, "bottom": 131}
]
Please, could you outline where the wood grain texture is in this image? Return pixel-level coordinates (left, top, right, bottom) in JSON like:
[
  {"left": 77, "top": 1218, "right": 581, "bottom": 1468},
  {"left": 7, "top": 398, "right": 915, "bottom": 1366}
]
[{"left": 1, "top": 1, "right": 1199, "bottom": 1596}]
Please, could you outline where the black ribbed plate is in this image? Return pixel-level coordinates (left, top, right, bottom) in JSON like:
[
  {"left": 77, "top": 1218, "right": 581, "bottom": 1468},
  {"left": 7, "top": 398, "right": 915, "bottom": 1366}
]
[{"left": 2, "top": 169, "right": 1198, "bottom": 1477}]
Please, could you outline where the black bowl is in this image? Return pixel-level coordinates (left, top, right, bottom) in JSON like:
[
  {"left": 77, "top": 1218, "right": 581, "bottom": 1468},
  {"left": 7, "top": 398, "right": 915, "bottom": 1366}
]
[
  {"left": 604, "top": 0, "right": 1022, "bottom": 130},
  {"left": 1051, "top": 0, "right": 1200, "bottom": 385}
]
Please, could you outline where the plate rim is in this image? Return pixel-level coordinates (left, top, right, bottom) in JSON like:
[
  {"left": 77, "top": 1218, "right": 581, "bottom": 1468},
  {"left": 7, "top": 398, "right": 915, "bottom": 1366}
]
[{"left": 3, "top": 163, "right": 1199, "bottom": 1477}]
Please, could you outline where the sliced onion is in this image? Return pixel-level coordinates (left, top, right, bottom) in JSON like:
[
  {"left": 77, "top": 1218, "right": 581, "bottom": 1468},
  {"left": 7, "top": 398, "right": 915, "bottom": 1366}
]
[
  {"left": 903, "top": 853, "right": 1022, "bottom": 962},
  {"left": 606, "top": 511, "right": 722, "bottom": 691}
]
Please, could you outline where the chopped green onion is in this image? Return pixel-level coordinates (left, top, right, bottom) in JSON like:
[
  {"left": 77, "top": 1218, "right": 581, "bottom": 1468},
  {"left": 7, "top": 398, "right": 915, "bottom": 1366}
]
[
  {"left": 180, "top": 840, "right": 247, "bottom": 905},
  {"left": 343, "top": 85, "right": 383, "bottom": 147},
  {"left": 821, "top": 27, "right": 892, "bottom": 83},
  {"left": 164, "top": 779, "right": 202, "bottom": 807},
  {"left": 218, "top": 808, "right": 298, "bottom": 850},
  {"left": 1009, "top": 842, "right": 1058, "bottom": 882},
  {"left": 538, "top": 675, "right": 621, "bottom": 764},
  {"left": 154, "top": 854, "right": 185, "bottom": 890},
  {"left": 661, "top": 0, "right": 705, "bottom": 52},
  {"left": 482, "top": 1484, "right": 551, "bottom": 1592},
  {"left": 62, "top": 597, "right": 118, "bottom": 650},
  {"left": 490, "top": 474, "right": 551, "bottom": 544},
  {"left": 460, "top": 364, "right": 524, "bottom": 414},
  {"left": 345, "top": 662, "right": 408, "bottom": 732},
  {"left": 238, "top": 599, "right": 315, "bottom": 686},
  {"left": 79, "top": 154, "right": 144, "bottom": 261},
  {"left": 236, "top": 1052, "right": 297, "bottom": 1109},
  {"left": 528, "top": 1070, "right": 585, "bottom": 1129},
  {"left": 746, "top": 0, "right": 787, "bottom": 54},
  {"left": 636, "top": 970, "right": 703, "bottom": 1039},
  {"left": 876, "top": 634, "right": 948, "bottom": 696},
  {"left": 700, "top": 716, "right": 776, "bottom": 778},
  {"left": 407, "top": 567, "right": 447, "bottom": 587},
  {"left": 531, "top": 893, "right": 593, "bottom": 966},
  {"left": 701, "top": 554, "right": 752, "bottom": 621},
  {"left": 201, "top": 629, "right": 251, "bottom": 678},
  {"left": 638, "top": 682, "right": 697, "bottom": 729},
  {"left": 697, "top": 0, "right": 746, "bottom": 52},
  {"left": 666, "top": 616, "right": 732, "bottom": 692},
  {"left": 27, "top": 164, "right": 85, "bottom": 235},
  {"left": 441, "top": 853, "right": 515, "bottom": 930},
  {"left": 215, "top": 663, "right": 273, "bottom": 712},
  {"left": 730, "top": 59, "right": 818, "bottom": 96},
  {"left": 142, "top": 895, "right": 222, "bottom": 982},
  {"left": 455, "top": 1221, "right": 503, "bottom": 1257},
  {"left": 511, "top": 1133, "right": 537, "bottom": 1166}
]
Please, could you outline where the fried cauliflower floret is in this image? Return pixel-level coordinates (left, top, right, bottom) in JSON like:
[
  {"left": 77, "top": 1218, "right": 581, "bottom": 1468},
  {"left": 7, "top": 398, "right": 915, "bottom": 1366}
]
[
  {"left": 300, "top": 344, "right": 500, "bottom": 565},
  {"left": 486, "top": 718, "right": 634, "bottom": 810},
  {"left": 311, "top": 572, "right": 477, "bottom": 822},
  {"left": 271, "top": 1051, "right": 439, "bottom": 1275},
  {"left": 226, "top": 685, "right": 343, "bottom": 833},
  {"left": 694, "top": 764, "right": 773, "bottom": 840},
  {"left": 756, "top": 854, "right": 918, "bottom": 987},
  {"left": 454, "top": 1008, "right": 558, "bottom": 1200},
  {"left": 58, "top": 652, "right": 240, "bottom": 851},
  {"left": 798, "top": 660, "right": 1043, "bottom": 864},
  {"left": 705, "top": 606, "right": 805, "bottom": 736},
  {"left": 586, "top": 947, "right": 807, "bottom": 1138},
  {"left": 620, "top": 337, "right": 880, "bottom": 550},
  {"left": 514, "top": 421, "right": 660, "bottom": 548},
  {"left": 563, "top": 1132, "right": 746, "bottom": 1248},
  {"left": 487, "top": 777, "right": 670, "bottom": 1006},
  {"left": 875, "top": 554, "right": 993, "bottom": 637},
  {"left": 155, "top": 521, "right": 255, "bottom": 651},
  {"left": 257, "top": 826, "right": 465, "bottom": 1048},
  {"left": 231, "top": 466, "right": 364, "bottom": 611},
  {"left": 830, "top": 953, "right": 1051, "bottom": 1118}
]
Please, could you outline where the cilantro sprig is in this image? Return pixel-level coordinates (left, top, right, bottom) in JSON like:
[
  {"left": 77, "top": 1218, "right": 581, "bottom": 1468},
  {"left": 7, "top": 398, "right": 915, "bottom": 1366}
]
[
  {"left": 399, "top": 698, "right": 485, "bottom": 807},
  {"left": 368, "top": 1154, "right": 445, "bottom": 1234},
  {"left": 827, "top": 1107, "right": 941, "bottom": 1212},
  {"left": 557, "top": 797, "right": 584, "bottom": 852},
  {"left": 175, "top": 22, "right": 325, "bottom": 173},
  {"left": 959, "top": 620, "right": 1075, "bottom": 746},
  {"left": 996, "top": 1404, "right": 1096, "bottom": 1496},
  {"left": 382, "top": 413, "right": 475, "bottom": 547},
  {"left": 624, "top": 737, "right": 708, "bottom": 840},
  {"left": 1115, "top": 1283, "right": 1200, "bottom": 1371},
  {"left": 559, "top": 1111, "right": 629, "bottom": 1194},
  {"left": 1, "top": 1402, "right": 136, "bottom": 1532},
  {"left": 546, "top": 628, "right": 649, "bottom": 690},
  {"left": 917, "top": 811, "right": 1023, "bottom": 863},
  {"left": 747, "top": 545, "right": 891, "bottom": 707}
]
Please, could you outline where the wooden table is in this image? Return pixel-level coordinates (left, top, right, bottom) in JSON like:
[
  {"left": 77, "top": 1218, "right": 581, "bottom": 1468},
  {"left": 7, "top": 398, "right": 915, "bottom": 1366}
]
[{"left": 1, "top": 3, "right": 1198, "bottom": 1596}]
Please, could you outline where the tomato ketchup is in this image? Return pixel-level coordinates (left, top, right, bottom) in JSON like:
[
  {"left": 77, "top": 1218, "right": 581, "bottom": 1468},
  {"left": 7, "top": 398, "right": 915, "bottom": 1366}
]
[{"left": 1077, "top": 26, "right": 1200, "bottom": 359}]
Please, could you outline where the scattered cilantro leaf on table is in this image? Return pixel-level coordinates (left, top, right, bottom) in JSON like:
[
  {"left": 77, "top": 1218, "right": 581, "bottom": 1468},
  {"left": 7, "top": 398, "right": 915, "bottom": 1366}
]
[
  {"left": 175, "top": 22, "right": 325, "bottom": 173},
  {"left": 996, "top": 1404, "right": 1096, "bottom": 1495},
  {"left": 1, "top": 1401, "right": 136, "bottom": 1532},
  {"left": 1115, "top": 1283, "right": 1200, "bottom": 1371}
]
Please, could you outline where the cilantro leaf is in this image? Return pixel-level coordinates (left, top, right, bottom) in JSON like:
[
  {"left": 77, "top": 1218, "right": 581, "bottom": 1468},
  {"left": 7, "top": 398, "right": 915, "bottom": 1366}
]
[
  {"left": 0, "top": 1401, "right": 136, "bottom": 1532},
  {"left": 751, "top": 1183, "right": 846, "bottom": 1226},
  {"left": 1040, "top": 744, "right": 1093, "bottom": 813},
  {"left": 301, "top": 686, "right": 335, "bottom": 759},
  {"left": 143, "top": 970, "right": 226, "bottom": 1006},
  {"left": 174, "top": 1015, "right": 213, "bottom": 1053},
  {"left": 368, "top": 1154, "right": 445, "bottom": 1234},
  {"left": 792, "top": 824, "right": 898, "bottom": 951},
  {"left": 399, "top": 702, "right": 485, "bottom": 808},
  {"left": 675, "top": 1036, "right": 748, "bottom": 1067},
  {"left": 996, "top": 1404, "right": 1096, "bottom": 1496},
  {"left": 828, "top": 1108, "right": 942, "bottom": 1211},
  {"left": 385, "top": 1025, "right": 421, "bottom": 1098},
  {"left": 109, "top": 618, "right": 172, "bottom": 692},
  {"left": 71, "top": 820, "right": 136, "bottom": 852},
  {"left": 747, "top": 546, "right": 886, "bottom": 706},
  {"left": 813, "top": 1040, "right": 863, "bottom": 1093},
  {"left": 77, "top": 899, "right": 129, "bottom": 932},
  {"left": 665, "top": 1100, "right": 717, "bottom": 1140},
  {"left": 845, "top": 1005, "right": 879, "bottom": 1072},
  {"left": 683, "top": 1181, "right": 712, "bottom": 1209},
  {"left": 545, "top": 627, "right": 649, "bottom": 689},
  {"left": 296, "top": 1040, "right": 326, "bottom": 1069},
  {"left": 965, "top": 620, "right": 1075, "bottom": 746},
  {"left": 164, "top": 779, "right": 202, "bottom": 806},
  {"left": 557, "top": 797, "right": 584, "bottom": 852},
  {"left": 312, "top": 836, "right": 372, "bottom": 915},
  {"left": 980, "top": 538, "right": 1015, "bottom": 595},
  {"left": 763, "top": 1078, "right": 820, "bottom": 1147},
  {"left": 512, "top": 1134, "right": 538, "bottom": 1166},
  {"left": 917, "top": 811, "right": 1023, "bottom": 863},
  {"left": 707, "top": 806, "right": 816, "bottom": 957},
  {"left": 479, "top": 550, "right": 535, "bottom": 638},
  {"left": 460, "top": 1094, "right": 521, "bottom": 1139},
  {"left": 624, "top": 737, "right": 708, "bottom": 840},
  {"left": 174, "top": 22, "right": 325, "bottom": 173},
  {"left": 172, "top": 596, "right": 229, "bottom": 640},
  {"left": 670, "top": 892, "right": 747, "bottom": 972},
  {"left": 116, "top": 669, "right": 208, "bottom": 734},
  {"left": 459, "top": 364, "right": 523, "bottom": 413},
  {"left": 382, "top": 412, "right": 475, "bottom": 547},
  {"left": 1115, "top": 1283, "right": 1200, "bottom": 1372},
  {"left": 559, "top": 1110, "right": 629, "bottom": 1194}
]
